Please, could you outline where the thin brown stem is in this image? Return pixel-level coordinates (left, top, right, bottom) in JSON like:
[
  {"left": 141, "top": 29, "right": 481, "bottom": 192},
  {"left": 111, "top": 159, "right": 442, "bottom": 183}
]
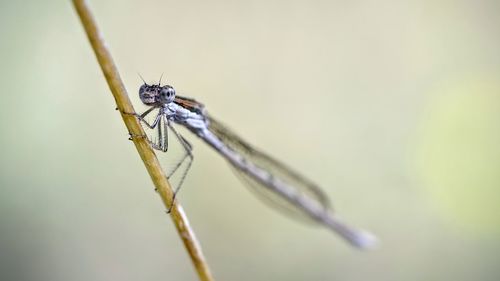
[{"left": 72, "top": 1, "right": 214, "bottom": 280}]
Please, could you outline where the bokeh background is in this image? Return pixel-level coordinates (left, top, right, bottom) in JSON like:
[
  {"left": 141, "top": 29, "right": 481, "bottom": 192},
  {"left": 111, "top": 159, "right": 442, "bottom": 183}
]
[{"left": 1, "top": 0, "right": 499, "bottom": 280}]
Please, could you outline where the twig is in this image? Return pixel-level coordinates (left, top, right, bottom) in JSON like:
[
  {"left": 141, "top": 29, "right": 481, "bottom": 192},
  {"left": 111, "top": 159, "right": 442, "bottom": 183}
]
[{"left": 72, "top": 1, "right": 215, "bottom": 280}]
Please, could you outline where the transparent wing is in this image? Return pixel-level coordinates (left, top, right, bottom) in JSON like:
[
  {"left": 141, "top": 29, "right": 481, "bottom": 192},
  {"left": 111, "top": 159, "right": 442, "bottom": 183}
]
[{"left": 207, "top": 115, "right": 332, "bottom": 224}]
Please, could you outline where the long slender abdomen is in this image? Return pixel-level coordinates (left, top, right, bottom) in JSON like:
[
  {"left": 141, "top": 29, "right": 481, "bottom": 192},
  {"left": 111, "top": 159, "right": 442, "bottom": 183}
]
[{"left": 195, "top": 127, "right": 378, "bottom": 249}]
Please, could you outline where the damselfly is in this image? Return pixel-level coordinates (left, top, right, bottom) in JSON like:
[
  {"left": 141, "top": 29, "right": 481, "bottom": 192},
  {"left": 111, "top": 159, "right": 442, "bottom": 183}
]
[{"left": 129, "top": 81, "right": 377, "bottom": 249}]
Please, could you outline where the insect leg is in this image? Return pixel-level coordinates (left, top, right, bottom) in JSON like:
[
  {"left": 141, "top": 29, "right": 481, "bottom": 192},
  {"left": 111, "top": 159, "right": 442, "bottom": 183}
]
[
  {"left": 165, "top": 123, "right": 194, "bottom": 213},
  {"left": 137, "top": 107, "right": 162, "bottom": 129},
  {"left": 122, "top": 107, "right": 162, "bottom": 142}
]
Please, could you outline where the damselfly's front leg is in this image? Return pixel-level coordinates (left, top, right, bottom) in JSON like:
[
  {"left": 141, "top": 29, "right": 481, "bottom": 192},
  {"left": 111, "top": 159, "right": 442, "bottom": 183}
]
[
  {"left": 137, "top": 107, "right": 162, "bottom": 129},
  {"left": 118, "top": 106, "right": 162, "bottom": 129},
  {"left": 119, "top": 107, "right": 170, "bottom": 151}
]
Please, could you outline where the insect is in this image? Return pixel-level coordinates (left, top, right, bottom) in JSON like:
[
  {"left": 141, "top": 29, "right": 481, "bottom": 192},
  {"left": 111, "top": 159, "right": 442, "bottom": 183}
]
[{"left": 127, "top": 81, "right": 377, "bottom": 249}]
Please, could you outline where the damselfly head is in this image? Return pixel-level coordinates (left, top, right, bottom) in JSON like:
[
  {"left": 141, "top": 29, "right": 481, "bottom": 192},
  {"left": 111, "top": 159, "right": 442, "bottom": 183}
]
[{"left": 139, "top": 83, "right": 176, "bottom": 106}]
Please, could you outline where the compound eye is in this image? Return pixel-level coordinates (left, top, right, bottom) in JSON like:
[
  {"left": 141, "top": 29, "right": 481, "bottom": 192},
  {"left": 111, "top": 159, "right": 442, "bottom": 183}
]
[
  {"left": 160, "top": 86, "right": 176, "bottom": 102},
  {"left": 161, "top": 88, "right": 173, "bottom": 97}
]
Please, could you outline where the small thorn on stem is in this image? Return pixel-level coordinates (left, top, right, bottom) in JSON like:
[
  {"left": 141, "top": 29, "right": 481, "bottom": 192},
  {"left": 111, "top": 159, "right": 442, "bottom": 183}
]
[{"left": 128, "top": 133, "right": 147, "bottom": 141}]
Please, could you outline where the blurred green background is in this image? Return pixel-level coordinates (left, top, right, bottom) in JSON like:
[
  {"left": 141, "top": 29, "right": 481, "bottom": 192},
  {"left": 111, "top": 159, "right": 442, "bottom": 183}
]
[{"left": 1, "top": 0, "right": 499, "bottom": 280}]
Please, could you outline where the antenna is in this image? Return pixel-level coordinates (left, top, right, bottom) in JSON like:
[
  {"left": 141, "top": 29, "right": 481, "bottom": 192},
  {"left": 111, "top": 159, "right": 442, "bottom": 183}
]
[
  {"left": 137, "top": 73, "right": 146, "bottom": 84},
  {"left": 158, "top": 73, "right": 164, "bottom": 86}
]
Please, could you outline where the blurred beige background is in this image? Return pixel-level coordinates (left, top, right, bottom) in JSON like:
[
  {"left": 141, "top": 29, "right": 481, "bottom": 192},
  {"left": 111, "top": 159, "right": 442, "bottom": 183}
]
[{"left": 1, "top": 0, "right": 499, "bottom": 280}]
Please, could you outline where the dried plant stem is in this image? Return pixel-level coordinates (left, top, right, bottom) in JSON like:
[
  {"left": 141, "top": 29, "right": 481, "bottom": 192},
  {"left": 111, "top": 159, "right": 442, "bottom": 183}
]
[{"left": 72, "top": 1, "right": 214, "bottom": 280}]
